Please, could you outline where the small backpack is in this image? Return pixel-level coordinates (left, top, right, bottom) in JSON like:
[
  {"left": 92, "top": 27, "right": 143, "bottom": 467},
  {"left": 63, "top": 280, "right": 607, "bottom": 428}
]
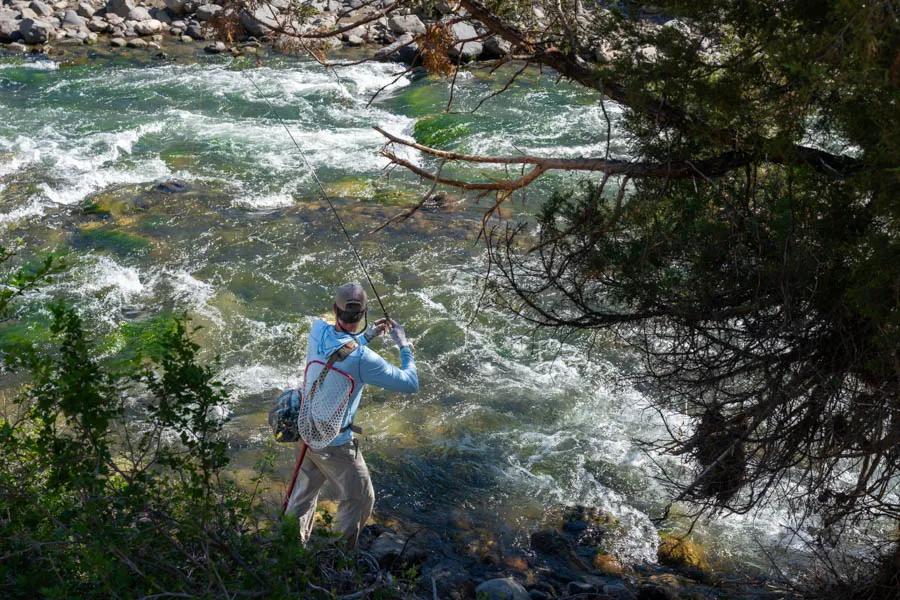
[{"left": 269, "top": 340, "right": 358, "bottom": 446}]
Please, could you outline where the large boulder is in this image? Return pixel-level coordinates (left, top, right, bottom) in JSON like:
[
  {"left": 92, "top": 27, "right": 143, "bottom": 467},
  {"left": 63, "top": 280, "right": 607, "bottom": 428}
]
[
  {"left": 128, "top": 6, "right": 151, "bottom": 21},
  {"left": 134, "top": 18, "right": 161, "bottom": 34},
  {"left": 448, "top": 21, "right": 481, "bottom": 61},
  {"left": 62, "top": 9, "right": 85, "bottom": 29},
  {"left": 375, "top": 32, "right": 419, "bottom": 65},
  {"left": 75, "top": 2, "right": 94, "bottom": 18},
  {"left": 0, "top": 18, "right": 22, "bottom": 43},
  {"left": 387, "top": 14, "right": 424, "bottom": 36},
  {"left": 474, "top": 578, "right": 530, "bottom": 600},
  {"left": 28, "top": 0, "right": 53, "bottom": 17},
  {"left": 239, "top": 6, "right": 278, "bottom": 38},
  {"left": 482, "top": 36, "right": 511, "bottom": 59},
  {"left": 369, "top": 531, "right": 427, "bottom": 568},
  {"left": 87, "top": 15, "right": 110, "bottom": 31},
  {"left": 18, "top": 17, "right": 52, "bottom": 43},
  {"left": 163, "top": 0, "right": 198, "bottom": 16},
  {"left": 194, "top": 3, "right": 221, "bottom": 21},
  {"left": 106, "top": 0, "right": 134, "bottom": 18}
]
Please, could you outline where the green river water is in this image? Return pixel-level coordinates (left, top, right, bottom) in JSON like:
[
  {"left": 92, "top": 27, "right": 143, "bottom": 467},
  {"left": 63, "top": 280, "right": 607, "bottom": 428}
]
[{"left": 0, "top": 46, "right": 801, "bottom": 576}]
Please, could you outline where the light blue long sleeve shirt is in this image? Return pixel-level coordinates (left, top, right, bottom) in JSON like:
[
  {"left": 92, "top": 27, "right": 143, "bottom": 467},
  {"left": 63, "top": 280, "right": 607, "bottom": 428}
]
[{"left": 305, "top": 318, "right": 418, "bottom": 446}]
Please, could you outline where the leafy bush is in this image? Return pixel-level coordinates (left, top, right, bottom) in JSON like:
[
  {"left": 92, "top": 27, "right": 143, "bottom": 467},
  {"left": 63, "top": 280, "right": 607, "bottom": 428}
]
[{"left": 0, "top": 248, "right": 409, "bottom": 598}]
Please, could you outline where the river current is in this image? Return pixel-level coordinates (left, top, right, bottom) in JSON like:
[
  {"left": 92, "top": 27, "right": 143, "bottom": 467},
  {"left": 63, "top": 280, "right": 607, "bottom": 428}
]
[{"left": 1, "top": 49, "right": 801, "bottom": 575}]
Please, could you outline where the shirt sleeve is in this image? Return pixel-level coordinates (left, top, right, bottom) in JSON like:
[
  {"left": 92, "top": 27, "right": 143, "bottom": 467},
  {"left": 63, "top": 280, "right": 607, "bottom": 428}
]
[{"left": 359, "top": 346, "right": 419, "bottom": 393}]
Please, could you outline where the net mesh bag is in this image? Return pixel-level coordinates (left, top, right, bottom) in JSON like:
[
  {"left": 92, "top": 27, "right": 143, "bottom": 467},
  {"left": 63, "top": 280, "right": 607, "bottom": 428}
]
[{"left": 297, "top": 360, "right": 355, "bottom": 449}]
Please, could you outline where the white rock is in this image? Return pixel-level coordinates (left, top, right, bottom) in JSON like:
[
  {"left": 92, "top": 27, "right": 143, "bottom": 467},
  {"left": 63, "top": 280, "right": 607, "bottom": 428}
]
[
  {"left": 127, "top": 6, "right": 151, "bottom": 21},
  {"left": 134, "top": 18, "right": 161, "bottom": 34},
  {"left": 126, "top": 36, "right": 146, "bottom": 47},
  {"left": 28, "top": 0, "right": 52, "bottom": 17},
  {"left": 387, "top": 14, "right": 424, "bottom": 36},
  {"left": 75, "top": 2, "right": 94, "bottom": 18},
  {"left": 194, "top": 3, "right": 221, "bottom": 21},
  {"left": 239, "top": 6, "right": 278, "bottom": 38},
  {"left": 448, "top": 21, "right": 481, "bottom": 61},
  {"left": 0, "top": 18, "right": 20, "bottom": 43},
  {"left": 62, "top": 9, "right": 85, "bottom": 28},
  {"left": 87, "top": 16, "right": 109, "bottom": 31},
  {"left": 109, "top": 35, "right": 125, "bottom": 46},
  {"left": 8, "top": 41, "right": 28, "bottom": 51}
]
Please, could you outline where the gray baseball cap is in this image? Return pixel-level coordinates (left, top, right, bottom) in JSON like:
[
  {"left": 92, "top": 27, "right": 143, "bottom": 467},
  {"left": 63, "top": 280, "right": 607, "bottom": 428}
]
[{"left": 334, "top": 282, "right": 368, "bottom": 312}]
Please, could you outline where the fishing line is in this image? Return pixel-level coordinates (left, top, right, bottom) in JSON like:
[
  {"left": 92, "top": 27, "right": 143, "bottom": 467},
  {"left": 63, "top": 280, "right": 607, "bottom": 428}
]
[{"left": 241, "top": 67, "right": 390, "bottom": 320}]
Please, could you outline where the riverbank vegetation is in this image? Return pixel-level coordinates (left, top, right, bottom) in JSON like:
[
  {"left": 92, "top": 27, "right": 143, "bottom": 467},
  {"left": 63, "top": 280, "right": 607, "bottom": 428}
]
[{"left": 0, "top": 247, "right": 417, "bottom": 599}]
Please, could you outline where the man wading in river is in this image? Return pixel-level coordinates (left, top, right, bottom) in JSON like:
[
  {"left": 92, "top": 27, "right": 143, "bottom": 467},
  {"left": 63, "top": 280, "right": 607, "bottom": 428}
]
[{"left": 286, "top": 283, "right": 418, "bottom": 547}]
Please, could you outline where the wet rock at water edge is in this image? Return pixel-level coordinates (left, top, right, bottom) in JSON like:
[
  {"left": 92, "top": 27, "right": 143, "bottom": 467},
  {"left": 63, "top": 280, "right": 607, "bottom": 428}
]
[
  {"left": 19, "top": 18, "right": 52, "bottom": 44},
  {"left": 153, "top": 178, "right": 190, "bottom": 194},
  {"left": 203, "top": 40, "right": 225, "bottom": 53},
  {"left": 369, "top": 531, "right": 427, "bottom": 568},
  {"left": 125, "top": 37, "right": 146, "bottom": 47},
  {"left": 0, "top": 18, "right": 21, "bottom": 43},
  {"left": 566, "top": 581, "right": 597, "bottom": 596},
  {"left": 7, "top": 41, "right": 27, "bottom": 52},
  {"left": 475, "top": 578, "right": 530, "bottom": 600},
  {"left": 109, "top": 36, "right": 126, "bottom": 46},
  {"left": 636, "top": 584, "right": 678, "bottom": 600}
]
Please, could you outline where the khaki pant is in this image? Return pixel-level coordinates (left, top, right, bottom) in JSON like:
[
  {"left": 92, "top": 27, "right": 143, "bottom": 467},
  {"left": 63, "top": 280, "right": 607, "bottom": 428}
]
[{"left": 284, "top": 442, "right": 375, "bottom": 548}]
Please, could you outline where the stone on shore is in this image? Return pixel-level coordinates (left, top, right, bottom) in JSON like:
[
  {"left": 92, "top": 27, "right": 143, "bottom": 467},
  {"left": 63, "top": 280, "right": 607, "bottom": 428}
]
[
  {"left": 87, "top": 16, "right": 110, "bottom": 32},
  {"left": 62, "top": 9, "right": 85, "bottom": 29},
  {"left": 369, "top": 531, "right": 427, "bottom": 568},
  {"left": 195, "top": 3, "right": 222, "bottom": 21},
  {"left": 0, "top": 18, "right": 21, "bottom": 43},
  {"left": 19, "top": 17, "right": 52, "bottom": 44},
  {"left": 128, "top": 6, "right": 151, "bottom": 21},
  {"left": 164, "top": 0, "right": 198, "bottom": 16},
  {"left": 8, "top": 41, "right": 27, "bottom": 52},
  {"left": 75, "top": 1, "right": 95, "bottom": 18},
  {"left": 109, "top": 36, "right": 125, "bottom": 46},
  {"left": 448, "top": 21, "right": 482, "bottom": 61},
  {"left": 203, "top": 40, "right": 225, "bottom": 53},
  {"left": 239, "top": 6, "right": 278, "bottom": 38},
  {"left": 483, "top": 36, "right": 511, "bottom": 59},
  {"left": 387, "top": 14, "right": 425, "bottom": 36},
  {"left": 475, "top": 578, "right": 530, "bottom": 600},
  {"left": 106, "top": 0, "right": 135, "bottom": 18},
  {"left": 134, "top": 18, "right": 162, "bottom": 34},
  {"left": 28, "top": 0, "right": 53, "bottom": 18},
  {"left": 126, "top": 36, "right": 147, "bottom": 47}
]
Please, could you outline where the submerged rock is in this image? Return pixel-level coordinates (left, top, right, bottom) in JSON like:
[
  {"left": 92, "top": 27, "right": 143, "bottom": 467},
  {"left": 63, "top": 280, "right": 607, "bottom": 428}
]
[
  {"left": 153, "top": 178, "right": 190, "bottom": 193},
  {"left": 657, "top": 533, "right": 710, "bottom": 573}
]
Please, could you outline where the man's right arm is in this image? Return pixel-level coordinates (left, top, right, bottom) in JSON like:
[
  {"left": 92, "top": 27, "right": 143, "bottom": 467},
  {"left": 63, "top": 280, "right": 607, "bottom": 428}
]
[{"left": 359, "top": 346, "right": 419, "bottom": 394}]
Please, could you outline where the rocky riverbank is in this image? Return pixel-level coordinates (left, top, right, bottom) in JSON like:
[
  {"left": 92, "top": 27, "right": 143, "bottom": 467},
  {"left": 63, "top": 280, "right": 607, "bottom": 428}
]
[
  {"left": 356, "top": 503, "right": 789, "bottom": 600},
  {"left": 0, "top": 0, "right": 505, "bottom": 61}
]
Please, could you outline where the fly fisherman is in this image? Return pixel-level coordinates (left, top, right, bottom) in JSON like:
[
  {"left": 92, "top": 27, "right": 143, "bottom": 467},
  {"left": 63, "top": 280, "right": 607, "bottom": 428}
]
[{"left": 286, "top": 282, "right": 418, "bottom": 547}]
